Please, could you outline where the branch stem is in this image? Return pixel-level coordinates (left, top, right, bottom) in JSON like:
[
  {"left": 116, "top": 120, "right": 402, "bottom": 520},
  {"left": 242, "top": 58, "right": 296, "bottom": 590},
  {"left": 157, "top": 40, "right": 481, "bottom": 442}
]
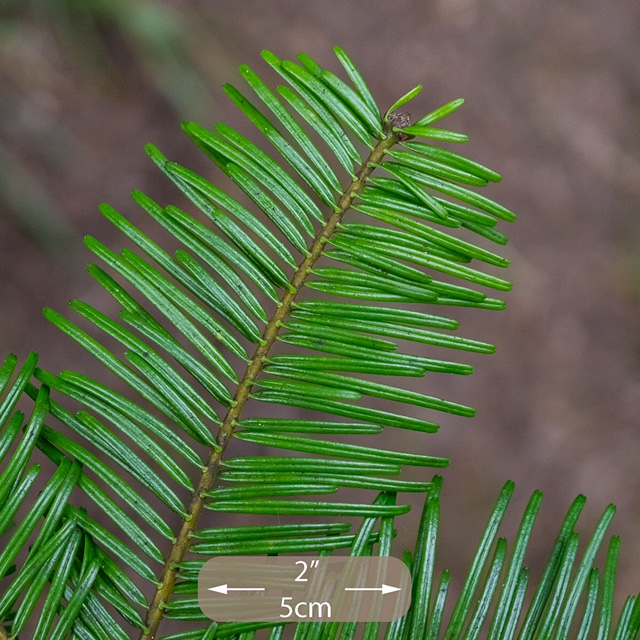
[{"left": 139, "top": 124, "right": 400, "bottom": 639}]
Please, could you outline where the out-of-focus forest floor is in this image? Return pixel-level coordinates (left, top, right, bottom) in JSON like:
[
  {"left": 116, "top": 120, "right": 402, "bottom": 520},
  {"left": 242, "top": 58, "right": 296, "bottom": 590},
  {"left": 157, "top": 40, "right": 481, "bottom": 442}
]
[{"left": 1, "top": 0, "right": 640, "bottom": 617}]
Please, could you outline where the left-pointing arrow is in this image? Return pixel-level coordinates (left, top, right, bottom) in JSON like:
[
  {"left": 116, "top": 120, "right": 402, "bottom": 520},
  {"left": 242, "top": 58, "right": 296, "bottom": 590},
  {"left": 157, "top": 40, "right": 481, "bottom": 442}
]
[{"left": 208, "top": 584, "right": 266, "bottom": 595}]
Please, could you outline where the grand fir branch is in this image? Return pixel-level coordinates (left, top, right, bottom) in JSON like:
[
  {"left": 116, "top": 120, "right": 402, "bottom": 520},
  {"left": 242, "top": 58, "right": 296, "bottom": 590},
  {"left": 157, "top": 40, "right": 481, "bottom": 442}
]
[{"left": 139, "top": 119, "right": 404, "bottom": 640}]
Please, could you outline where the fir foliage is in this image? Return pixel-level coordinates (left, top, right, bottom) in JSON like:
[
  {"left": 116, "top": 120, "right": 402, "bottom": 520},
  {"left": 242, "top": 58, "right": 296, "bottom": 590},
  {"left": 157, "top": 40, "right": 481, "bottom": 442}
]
[{"left": 0, "top": 47, "right": 638, "bottom": 639}]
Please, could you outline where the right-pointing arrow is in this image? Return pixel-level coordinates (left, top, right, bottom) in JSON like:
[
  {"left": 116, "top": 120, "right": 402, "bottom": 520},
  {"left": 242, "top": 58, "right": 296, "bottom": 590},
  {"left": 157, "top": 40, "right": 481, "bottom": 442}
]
[{"left": 344, "top": 584, "right": 401, "bottom": 595}]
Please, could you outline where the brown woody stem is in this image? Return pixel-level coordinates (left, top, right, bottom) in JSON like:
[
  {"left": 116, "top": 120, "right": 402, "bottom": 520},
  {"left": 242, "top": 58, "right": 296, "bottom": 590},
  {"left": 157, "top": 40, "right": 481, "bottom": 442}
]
[{"left": 139, "top": 123, "right": 400, "bottom": 639}]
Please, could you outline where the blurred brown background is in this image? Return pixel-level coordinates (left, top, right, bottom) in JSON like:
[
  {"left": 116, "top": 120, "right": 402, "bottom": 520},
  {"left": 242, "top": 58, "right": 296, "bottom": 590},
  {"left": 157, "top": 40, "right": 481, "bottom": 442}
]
[{"left": 1, "top": 0, "right": 640, "bottom": 615}]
